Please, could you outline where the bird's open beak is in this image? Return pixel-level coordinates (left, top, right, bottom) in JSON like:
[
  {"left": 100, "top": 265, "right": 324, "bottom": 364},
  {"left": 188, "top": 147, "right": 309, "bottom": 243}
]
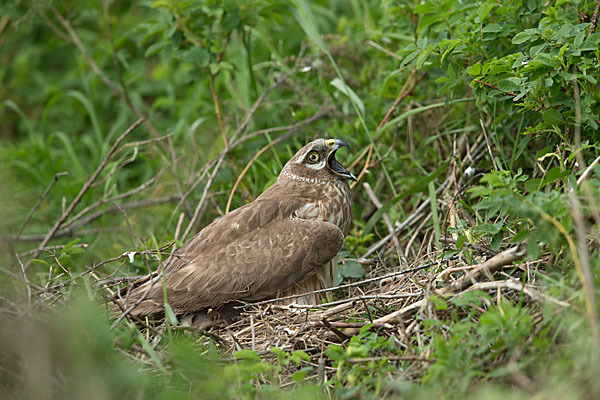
[{"left": 326, "top": 139, "right": 357, "bottom": 181}]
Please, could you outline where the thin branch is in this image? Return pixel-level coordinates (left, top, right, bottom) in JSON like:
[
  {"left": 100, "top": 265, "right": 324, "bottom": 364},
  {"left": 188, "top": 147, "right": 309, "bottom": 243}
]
[
  {"left": 38, "top": 11, "right": 71, "bottom": 42},
  {"left": 48, "top": 6, "right": 162, "bottom": 140},
  {"left": 6, "top": 196, "right": 176, "bottom": 244},
  {"left": 180, "top": 57, "right": 304, "bottom": 240},
  {"left": 233, "top": 48, "right": 306, "bottom": 140},
  {"left": 210, "top": 73, "right": 228, "bottom": 148},
  {"left": 15, "top": 172, "right": 68, "bottom": 240},
  {"left": 62, "top": 168, "right": 169, "bottom": 230},
  {"left": 363, "top": 182, "right": 405, "bottom": 263},
  {"left": 343, "top": 244, "right": 527, "bottom": 335},
  {"left": 377, "top": 68, "right": 419, "bottom": 131},
  {"left": 18, "top": 243, "right": 88, "bottom": 258},
  {"left": 23, "top": 118, "right": 144, "bottom": 270},
  {"left": 37, "top": 242, "right": 176, "bottom": 294},
  {"left": 235, "top": 257, "right": 456, "bottom": 309},
  {"left": 466, "top": 280, "right": 570, "bottom": 308},
  {"left": 275, "top": 293, "right": 422, "bottom": 310},
  {"left": 442, "top": 244, "right": 526, "bottom": 293},
  {"left": 230, "top": 107, "right": 330, "bottom": 149},
  {"left": 346, "top": 356, "right": 431, "bottom": 363},
  {"left": 120, "top": 132, "right": 174, "bottom": 149},
  {"left": 367, "top": 40, "right": 403, "bottom": 61},
  {"left": 225, "top": 121, "right": 316, "bottom": 213},
  {"left": 568, "top": 190, "right": 598, "bottom": 343},
  {"left": 361, "top": 136, "right": 490, "bottom": 258},
  {"left": 577, "top": 154, "right": 600, "bottom": 185},
  {"left": 361, "top": 180, "right": 446, "bottom": 259},
  {"left": 572, "top": 70, "right": 585, "bottom": 171},
  {"left": 50, "top": 6, "right": 121, "bottom": 94},
  {"left": 181, "top": 153, "right": 228, "bottom": 242},
  {"left": 473, "top": 78, "right": 517, "bottom": 97},
  {"left": 350, "top": 144, "right": 374, "bottom": 189},
  {"left": 480, "top": 118, "right": 499, "bottom": 171}
]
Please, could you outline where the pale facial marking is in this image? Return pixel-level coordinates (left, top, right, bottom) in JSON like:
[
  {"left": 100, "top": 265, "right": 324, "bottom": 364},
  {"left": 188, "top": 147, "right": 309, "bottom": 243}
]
[
  {"left": 305, "top": 160, "right": 326, "bottom": 170},
  {"left": 294, "top": 148, "right": 311, "bottom": 164},
  {"left": 283, "top": 171, "right": 327, "bottom": 185},
  {"left": 294, "top": 146, "right": 327, "bottom": 168}
]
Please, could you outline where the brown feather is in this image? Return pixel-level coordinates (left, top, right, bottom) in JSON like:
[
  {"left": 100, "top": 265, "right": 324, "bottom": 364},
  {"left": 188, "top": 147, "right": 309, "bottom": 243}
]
[{"left": 115, "top": 139, "right": 353, "bottom": 318}]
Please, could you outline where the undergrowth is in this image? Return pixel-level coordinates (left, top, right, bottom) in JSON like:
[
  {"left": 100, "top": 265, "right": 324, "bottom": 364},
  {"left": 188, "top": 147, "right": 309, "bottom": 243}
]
[{"left": 1, "top": 0, "right": 600, "bottom": 399}]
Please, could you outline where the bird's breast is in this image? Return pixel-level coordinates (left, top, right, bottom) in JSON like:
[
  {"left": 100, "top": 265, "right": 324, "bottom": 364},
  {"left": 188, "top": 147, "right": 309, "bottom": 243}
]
[{"left": 291, "top": 180, "right": 352, "bottom": 235}]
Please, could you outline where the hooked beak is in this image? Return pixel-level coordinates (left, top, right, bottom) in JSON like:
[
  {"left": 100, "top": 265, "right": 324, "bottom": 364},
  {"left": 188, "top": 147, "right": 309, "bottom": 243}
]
[{"left": 326, "top": 139, "right": 357, "bottom": 181}]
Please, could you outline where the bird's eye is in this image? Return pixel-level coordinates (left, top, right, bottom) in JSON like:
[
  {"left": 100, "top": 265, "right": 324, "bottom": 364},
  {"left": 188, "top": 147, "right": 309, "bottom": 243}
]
[{"left": 306, "top": 151, "right": 320, "bottom": 164}]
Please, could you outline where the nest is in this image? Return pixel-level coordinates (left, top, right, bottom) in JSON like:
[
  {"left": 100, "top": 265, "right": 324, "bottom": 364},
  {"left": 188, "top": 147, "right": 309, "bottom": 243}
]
[{"left": 117, "top": 243, "right": 567, "bottom": 387}]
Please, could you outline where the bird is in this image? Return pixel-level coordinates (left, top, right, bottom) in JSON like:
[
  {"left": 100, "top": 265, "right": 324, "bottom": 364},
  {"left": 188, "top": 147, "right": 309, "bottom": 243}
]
[{"left": 114, "top": 138, "right": 356, "bottom": 322}]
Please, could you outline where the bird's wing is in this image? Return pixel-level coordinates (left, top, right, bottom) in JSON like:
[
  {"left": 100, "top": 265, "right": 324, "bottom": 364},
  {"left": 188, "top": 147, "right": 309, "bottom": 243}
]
[{"left": 126, "top": 215, "right": 344, "bottom": 316}]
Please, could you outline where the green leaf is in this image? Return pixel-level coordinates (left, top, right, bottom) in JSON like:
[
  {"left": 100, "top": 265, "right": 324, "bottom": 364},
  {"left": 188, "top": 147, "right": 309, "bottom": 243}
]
[
  {"left": 498, "top": 78, "right": 519, "bottom": 92},
  {"left": 330, "top": 78, "right": 365, "bottom": 116},
  {"left": 222, "top": 0, "right": 240, "bottom": 31},
  {"left": 491, "top": 231, "right": 503, "bottom": 251},
  {"left": 511, "top": 229, "right": 531, "bottom": 244},
  {"left": 529, "top": 43, "right": 547, "bottom": 56},
  {"left": 63, "top": 238, "right": 81, "bottom": 252},
  {"left": 456, "top": 234, "right": 467, "bottom": 249},
  {"left": 542, "top": 167, "right": 570, "bottom": 186},
  {"left": 164, "top": 303, "right": 179, "bottom": 326},
  {"left": 524, "top": 178, "right": 541, "bottom": 193},
  {"left": 526, "top": 238, "right": 539, "bottom": 260},
  {"left": 219, "top": 61, "right": 234, "bottom": 71},
  {"left": 291, "top": 350, "right": 311, "bottom": 363},
  {"left": 536, "top": 146, "right": 554, "bottom": 159},
  {"left": 531, "top": 53, "right": 560, "bottom": 68},
  {"left": 512, "top": 30, "right": 537, "bottom": 44},
  {"left": 270, "top": 347, "right": 286, "bottom": 358},
  {"left": 339, "top": 260, "right": 365, "bottom": 279},
  {"left": 359, "top": 323, "right": 374, "bottom": 334},
  {"left": 467, "top": 63, "right": 482, "bottom": 76},
  {"left": 144, "top": 41, "right": 167, "bottom": 57},
  {"left": 429, "top": 295, "right": 448, "bottom": 311},
  {"left": 291, "top": 367, "right": 312, "bottom": 383},
  {"left": 31, "top": 259, "right": 51, "bottom": 267},
  {"left": 482, "top": 23, "right": 501, "bottom": 33},
  {"left": 451, "top": 290, "right": 490, "bottom": 307},
  {"left": 235, "top": 349, "right": 261, "bottom": 361},
  {"left": 291, "top": 0, "right": 329, "bottom": 53},
  {"left": 182, "top": 48, "right": 210, "bottom": 66},
  {"left": 65, "top": 246, "right": 85, "bottom": 256},
  {"left": 542, "top": 109, "right": 563, "bottom": 125}
]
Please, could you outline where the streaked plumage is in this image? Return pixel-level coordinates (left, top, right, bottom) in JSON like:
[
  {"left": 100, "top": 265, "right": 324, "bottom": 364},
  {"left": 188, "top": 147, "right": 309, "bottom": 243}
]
[{"left": 115, "top": 138, "right": 355, "bottom": 320}]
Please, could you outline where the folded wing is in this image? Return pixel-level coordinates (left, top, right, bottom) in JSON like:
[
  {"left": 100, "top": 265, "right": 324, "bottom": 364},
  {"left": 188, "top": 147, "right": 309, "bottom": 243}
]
[{"left": 122, "top": 211, "right": 344, "bottom": 316}]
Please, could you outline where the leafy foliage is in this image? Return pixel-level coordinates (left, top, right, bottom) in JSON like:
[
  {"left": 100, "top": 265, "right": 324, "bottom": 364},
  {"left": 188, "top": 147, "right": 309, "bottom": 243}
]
[{"left": 1, "top": 0, "right": 600, "bottom": 398}]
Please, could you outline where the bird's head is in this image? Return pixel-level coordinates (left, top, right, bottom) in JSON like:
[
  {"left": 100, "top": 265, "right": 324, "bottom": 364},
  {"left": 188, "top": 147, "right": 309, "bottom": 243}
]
[{"left": 280, "top": 138, "right": 357, "bottom": 184}]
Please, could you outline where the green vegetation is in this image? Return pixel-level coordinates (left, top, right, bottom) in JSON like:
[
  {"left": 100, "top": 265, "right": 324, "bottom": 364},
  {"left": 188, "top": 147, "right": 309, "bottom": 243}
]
[{"left": 1, "top": 0, "right": 600, "bottom": 399}]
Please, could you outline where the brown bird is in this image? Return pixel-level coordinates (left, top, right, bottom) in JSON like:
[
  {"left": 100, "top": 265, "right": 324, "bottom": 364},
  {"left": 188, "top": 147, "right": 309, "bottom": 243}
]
[{"left": 115, "top": 138, "right": 355, "bottom": 321}]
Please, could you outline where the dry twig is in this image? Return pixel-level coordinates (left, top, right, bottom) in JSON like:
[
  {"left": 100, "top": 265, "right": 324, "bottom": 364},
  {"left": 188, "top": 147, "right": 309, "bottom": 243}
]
[{"left": 23, "top": 118, "right": 144, "bottom": 271}]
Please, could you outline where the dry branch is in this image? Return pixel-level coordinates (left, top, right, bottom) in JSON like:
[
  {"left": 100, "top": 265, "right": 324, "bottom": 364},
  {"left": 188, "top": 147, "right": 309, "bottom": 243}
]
[
  {"left": 15, "top": 172, "right": 68, "bottom": 241},
  {"left": 23, "top": 118, "right": 144, "bottom": 271},
  {"left": 363, "top": 182, "right": 405, "bottom": 263},
  {"left": 465, "top": 281, "right": 570, "bottom": 308},
  {"left": 344, "top": 244, "right": 527, "bottom": 335}
]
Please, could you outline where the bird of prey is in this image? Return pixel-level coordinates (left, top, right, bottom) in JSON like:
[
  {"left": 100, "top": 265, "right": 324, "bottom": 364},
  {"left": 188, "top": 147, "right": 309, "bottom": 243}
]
[{"left": 115, "top": 138, "right": 356, "bottom": 321}]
